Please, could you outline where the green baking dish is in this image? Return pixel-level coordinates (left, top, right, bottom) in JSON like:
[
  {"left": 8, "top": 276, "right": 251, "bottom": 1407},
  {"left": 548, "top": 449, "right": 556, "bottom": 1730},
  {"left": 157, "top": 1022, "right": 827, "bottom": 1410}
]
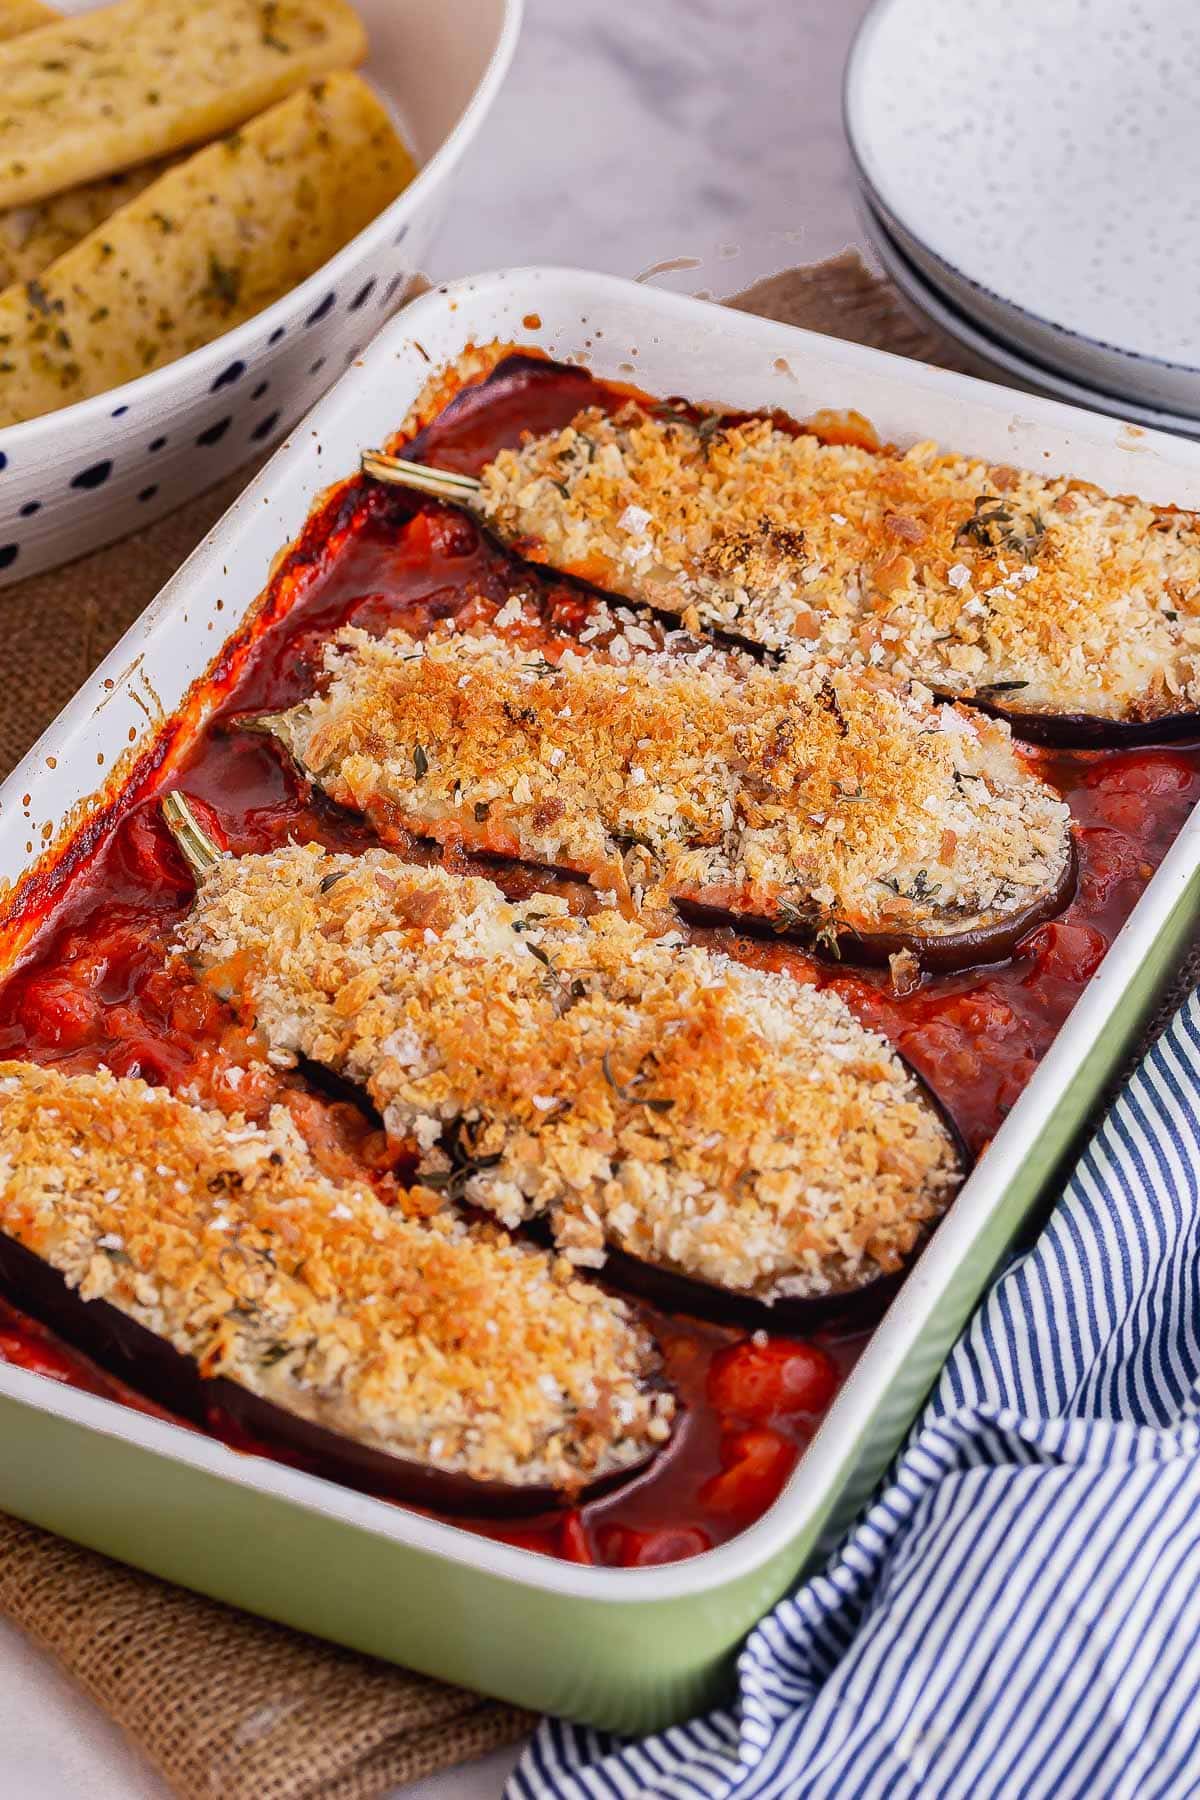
[{"left": 1, "top": 268, "right": 1199, "bottom": 1732}]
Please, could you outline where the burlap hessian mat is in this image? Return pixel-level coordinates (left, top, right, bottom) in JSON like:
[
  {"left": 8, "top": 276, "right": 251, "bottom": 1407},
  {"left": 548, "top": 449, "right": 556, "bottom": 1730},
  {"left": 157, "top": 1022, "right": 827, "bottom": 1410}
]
[{"left": 0, "top": 251, "right": 1197, "bottom": 1798}]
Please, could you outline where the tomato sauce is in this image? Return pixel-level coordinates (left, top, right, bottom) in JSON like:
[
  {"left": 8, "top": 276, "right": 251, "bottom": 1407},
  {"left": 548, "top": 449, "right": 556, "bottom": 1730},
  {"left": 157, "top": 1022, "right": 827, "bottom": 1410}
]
[{"left": 1, "top": 356, "right": 1198, "bottom": 1567}]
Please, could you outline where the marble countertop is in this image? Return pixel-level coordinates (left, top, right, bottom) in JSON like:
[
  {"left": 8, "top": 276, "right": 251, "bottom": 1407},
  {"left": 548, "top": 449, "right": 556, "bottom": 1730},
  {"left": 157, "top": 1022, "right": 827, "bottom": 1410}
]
[
  {"left": 0, "top": 1, "right": 872, "bottom": 1793},
  {"left": 438, "top": 0, "right": 873, "bottom": 297}
]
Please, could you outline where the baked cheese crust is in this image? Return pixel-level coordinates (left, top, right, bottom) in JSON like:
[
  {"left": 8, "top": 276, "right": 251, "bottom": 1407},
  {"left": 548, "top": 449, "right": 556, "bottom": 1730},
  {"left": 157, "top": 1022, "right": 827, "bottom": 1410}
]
[
  {"left": 177, "top": 846, "right": 964, "bottom": 1303},
  {"left": 264, "top": 616, "right": 1073, "bottom": 952},
  {"left": 476, "top": 404, "right": 1200, "bottom": 725},
  {"left": 0, "top": 1061, "right": 670, "bottom": 1489}
]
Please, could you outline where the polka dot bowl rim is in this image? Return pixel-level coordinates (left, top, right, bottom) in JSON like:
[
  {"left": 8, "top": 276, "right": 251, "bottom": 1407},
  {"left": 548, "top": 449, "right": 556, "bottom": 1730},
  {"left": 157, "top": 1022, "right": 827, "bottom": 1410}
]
[{"left": 0, "top": 0, "right": 522, "bottom": 475}]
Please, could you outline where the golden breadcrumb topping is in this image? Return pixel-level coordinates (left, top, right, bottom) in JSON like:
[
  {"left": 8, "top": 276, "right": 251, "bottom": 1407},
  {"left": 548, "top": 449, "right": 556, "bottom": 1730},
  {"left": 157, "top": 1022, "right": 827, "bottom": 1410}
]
[
  {"left": 478, "top": 404, "right": 1200, "bottom": 723},
  {"left": 177, "top": 846, "right": 964, "bottom": 1303},
  {"left": 0, "top": 1061, "right": 670, "bottom": 1490},
  {"left": 264, "top": 618, "right": 1073, "bottom": 952}
]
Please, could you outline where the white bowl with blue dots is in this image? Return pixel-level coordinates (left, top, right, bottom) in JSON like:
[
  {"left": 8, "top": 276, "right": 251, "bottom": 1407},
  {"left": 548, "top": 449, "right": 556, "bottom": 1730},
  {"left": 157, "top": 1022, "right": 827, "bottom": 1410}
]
[{"left": 0, "top": 0, "right": 521, "bottom": 588}]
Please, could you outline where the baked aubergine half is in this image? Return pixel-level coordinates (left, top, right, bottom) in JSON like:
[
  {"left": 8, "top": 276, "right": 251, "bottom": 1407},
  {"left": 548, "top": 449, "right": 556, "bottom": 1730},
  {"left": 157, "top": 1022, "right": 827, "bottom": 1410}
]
[
  {"left": 243, "top": 619, "right": 1075, "bottom": 973},
  {"left": 363, "top": 392, "right": 1200, "bottom": 746},
  {"left": 162, "top": 804, "right": 967, "bottom": 1323},
  {"left": 0, "top": 1060, "right": 673, "bottom": 1512}
]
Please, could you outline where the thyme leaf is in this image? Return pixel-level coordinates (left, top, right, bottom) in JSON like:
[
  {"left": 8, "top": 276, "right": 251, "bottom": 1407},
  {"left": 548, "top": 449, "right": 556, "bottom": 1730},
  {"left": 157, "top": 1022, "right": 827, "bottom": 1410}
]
[
  {"left": 202, "top": 253, "right": 242, "bottom": 312},
  {"left": 421, "top": 1117, "right": 504, "bottom": 1202},
  {"left": 695, "top": 411, "right": 728, "bottom": 443},
  {"left": 602, "top": 1049, "right": 675, "bottom": 1112},
  {"left": 879, "top": 869, "right": 942, "bottom": 903},
  {"left": 775, "top": 894, "right": 843, "bottom": 957},
  {"left": 953, "top": 493, "right": 1046, "bottom": 559}
]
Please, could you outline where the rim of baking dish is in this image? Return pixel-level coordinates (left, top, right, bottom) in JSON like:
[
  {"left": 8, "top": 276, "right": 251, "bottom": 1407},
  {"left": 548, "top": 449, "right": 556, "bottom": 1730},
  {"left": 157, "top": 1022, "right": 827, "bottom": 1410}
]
[
  {"left": 5, "top": 265, "right": 1200, "bottom": 1605},
  {"left": 0, "top": 0, "right": 524, "bottom": 457}
]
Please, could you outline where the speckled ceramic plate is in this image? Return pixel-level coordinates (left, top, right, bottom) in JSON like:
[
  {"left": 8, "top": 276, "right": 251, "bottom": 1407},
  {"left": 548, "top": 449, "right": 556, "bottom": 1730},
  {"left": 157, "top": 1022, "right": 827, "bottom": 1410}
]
[
  {"left": 858, "top": 192, "right": 1200, "bottom": 440},
  {"left": 845, "top": 0, "right": 1200, "bottom": 418},
  {"left": 0, "top": 0, "right": 521, "bottom": 588}
]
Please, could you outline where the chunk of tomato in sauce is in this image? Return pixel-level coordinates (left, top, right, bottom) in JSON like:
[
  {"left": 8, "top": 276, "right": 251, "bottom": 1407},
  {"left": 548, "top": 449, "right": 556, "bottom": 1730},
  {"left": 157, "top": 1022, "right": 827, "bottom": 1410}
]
[
  {"left": 1021, "top": 921, "right": 1108, "bottom": 987},
  {"left": 52, "top": 913, "right": 152, "bottom": 992},
  {"left": 1084, "top": 751, "right": 1197, "bottom": 797},
  {"left": 1076, "top": 826, "right": 1153, "bottom": 909},
  {"left": 430, "top": 510, "right": 483, "bottom": 560},
  {"left": 116, "top": 804, "right": 193, "bottom": 889},
  {"left": 402, "top": 506, "right": 481, "bottom": 563},
  {"left": 707, "top": 1337, "right": 838, "bottom": 1424},
  {"left": 596, "top": 1524, "right": 714, "bottom": 1567},
  {"left": 1081, "top": 752, "right": 1200, "bottom": 842},
  {"left": 102, "top": 1033, "right": 187, "bottom": 1087},
  {"left": 559, "top": 1511, "right": 595, "bottom": 1565},
  {"left": 15, "top": 972, "right": 102, "bottom": 1049},
  {"left": 165, "top": 981, "right": 228, "bottom": 1039},
  {"left": 698, "top": 1428, "right": 797, "bottom": 1520},
  {"left": 0, "top": 1330, "right": 79, "bottom": 1383},
  {"left": 492, "top": 1512, "right": 598, "bottom": 1564}
]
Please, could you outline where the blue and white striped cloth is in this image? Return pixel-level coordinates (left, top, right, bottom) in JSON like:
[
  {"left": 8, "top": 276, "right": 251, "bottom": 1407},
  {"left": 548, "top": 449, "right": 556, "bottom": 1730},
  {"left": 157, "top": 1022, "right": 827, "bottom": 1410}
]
[{"left": 509, "top": 988, "right": 1200, "bottom": 1800}]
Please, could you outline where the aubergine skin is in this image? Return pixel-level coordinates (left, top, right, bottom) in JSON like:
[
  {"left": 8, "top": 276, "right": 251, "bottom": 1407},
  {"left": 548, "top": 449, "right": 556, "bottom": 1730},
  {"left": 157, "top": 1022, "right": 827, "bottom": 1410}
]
[
  {"left": 598, "top": 1244, "right": 908, "bottom": 1333},
  {"left": 253, "top": 644, "right": 1079, "bottom": 986},
  {"left": 0, "top": 1229, "right": 660, "bottom": 1517},
  {"left": 965, "top": 698, "right": 1200, "bottom": 750},
  {"left": 677, "top": 836, "right": 1078, "bottom": 976},
  {"left": 313, "top": 777, "right": 1072, "bottom": 979},
  {"left": 405, "top": 353, "right": 602, "bottom": 471},
  {"left": 597, "top": 1059, "right": 970, "bottom": 1330}
]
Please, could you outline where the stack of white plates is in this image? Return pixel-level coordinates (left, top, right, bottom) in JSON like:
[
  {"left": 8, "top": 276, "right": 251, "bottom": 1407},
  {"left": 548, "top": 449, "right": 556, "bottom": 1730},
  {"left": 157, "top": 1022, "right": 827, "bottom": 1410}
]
[{"left": 844, "top": 0, "right": 1200, "bottom": 435}]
